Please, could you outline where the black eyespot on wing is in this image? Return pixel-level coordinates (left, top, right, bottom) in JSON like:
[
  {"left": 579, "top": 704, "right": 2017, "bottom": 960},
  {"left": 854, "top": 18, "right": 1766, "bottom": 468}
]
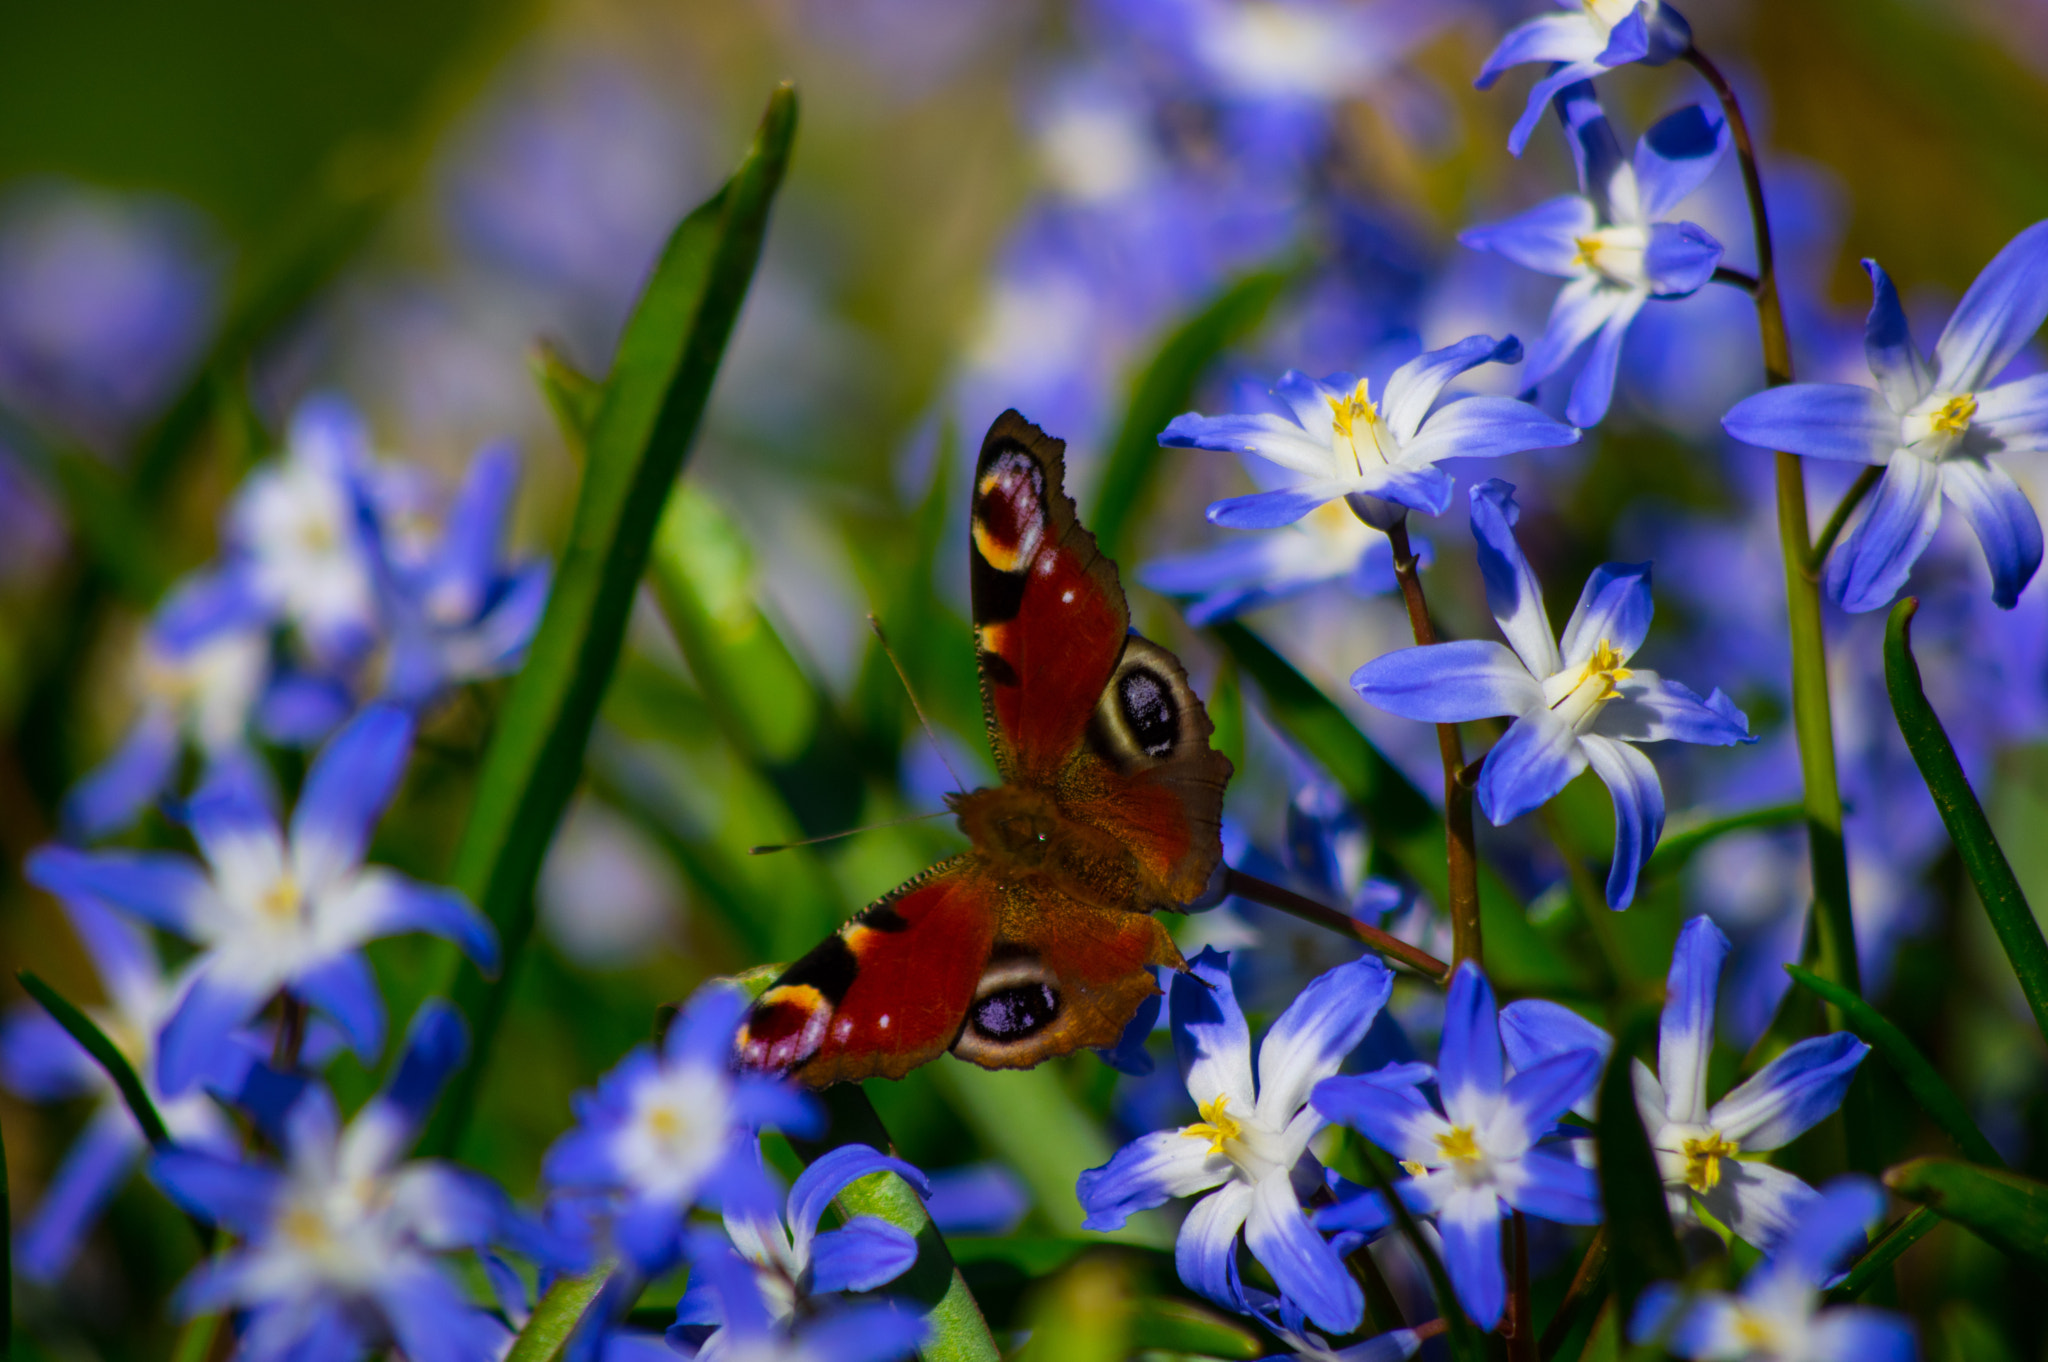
[
  {"left": 1118, "top": 665, "right": 1179, "bottom": 758},
  {"left": 775, "top": 933, "right": 859, "bottom": 1005},
  {"left": 860, "top": 903, "right": 913, "bottom": 933},
  {"left": 971, "top": 544, "right": 1028, "bottom": 624},
  {"left": 977, "top": 648, "right": 1020, "bottom": 689},
  {"left": 970, "top": 981, "right": 1060, "bottom": 1042}
]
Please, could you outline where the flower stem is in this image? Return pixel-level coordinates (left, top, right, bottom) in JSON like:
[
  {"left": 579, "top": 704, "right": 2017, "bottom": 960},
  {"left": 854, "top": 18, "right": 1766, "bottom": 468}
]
[
  {"left": 1682, "top": 46, "right": 1863, "bottom": 1027},
  {"left": 1540, "top": 1228, "right": 1608, "bottom": 1360},
  {"left": 1710, "top": 264, "right": 1760, "bottom": 294},
  {"left": 1505, "top": 1212, "right": 1534, "bottom": 1361},
  {"left": 1224, "top": 867, "right": 1449, "bottom": 980},
  {"left": 272, "top": 993, "right": 308, "bottom": 1072},
  {"left": 1808, "top": 466, "right": 1886, "bottom": 573},
  {"left": 1379, "top": 514, "right": 1482, "bottom": 969}
]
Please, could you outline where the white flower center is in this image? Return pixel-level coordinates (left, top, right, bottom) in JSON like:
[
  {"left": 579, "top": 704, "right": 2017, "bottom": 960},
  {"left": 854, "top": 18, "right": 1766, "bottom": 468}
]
[
  {"left": 266, "top": 1170, "right": 397, "bottom": 1291},
  {"left": 1902, "top": 390, "right": 1977, "bottom": 457},
  {"left": 613, "top": 1062, "right": 734, "bottom": 1202},
  {"left": 1180, "top": 1095, "right": 1292, "bottom": 1181},
  {"left": 1327, "top": 379, "right": 1397, "bottom": 475},
  {"left": 1199, "top": 3, "right": 1359, "bottom": 98},
  {"left": 1582, "top": 0, "right": 1639, "bottom": 33},
  {"left": 1542, "top": 638, "right": 1634, "bottom": 731},
  {"left": 1572, "top": 225, "right": 1648, "bottom": 287}
]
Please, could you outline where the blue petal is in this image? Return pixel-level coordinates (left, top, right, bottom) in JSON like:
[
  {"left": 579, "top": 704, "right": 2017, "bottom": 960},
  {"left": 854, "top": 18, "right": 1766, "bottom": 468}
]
[
  {"left": 1642, "top": 221, "right": 1723, "bottom": 297},
  {"left": 26, "top": 846, "right": 208, "bottom": 938},
  {"left": 1437, "top": 1188, "right": 1506, "bottom": 1329},
  {"left": 1974, "top": 372, "right": 2048, "bottom": 453},
  {"left": 158, "top": 969, "right": 270, "bottom": 1096},
  {"left": 1174, "top": 947, "right": 1254, "bottom": 1112},
  {"left": 1382, "top": 334, "right": 1523, "bottom": 444},
  {"left": 796, "top": 1302, "right": 931, "bottom": 1362},
  {"left": 1313, "top": 1181, "right": 1393, "bottom": 1236},
  {"left": 1761, "top": 1176, "right": 1883, "bottom": 1291},
  {"left": 429, "top": 443, "right": 520, "bottom": 621},
  {"left": 1477, "top": 708, "right": 1587, "bottom": 826},
  {"left": 731, "top": 1074, "right": 823, "bottom": 1139},
  {"left": 183, "top": 750, "right": 280, "bottom": 859},
  {"left": 809, "top": 1218, "right": 921, "bottom": 1294},
  {"left": 1140, "top": 537, "right": 1298, "bottom": 597},
  {"left": 1469, "top": 479, "right": 1561, "bottom": 678},
  {"left": 0, "top": 1006, "right": 94, "bottom": 1101},
  {"left": 1160, "top": 409, "right": 1313, "bottom": 453},
  {"left": 1934, "top": 219, "right": 2048, "bottom": 392},
  {"left": 1809, "top": 1308, "right": 1920, "bottom": 1362},
  {"left": 149, "top": 1148, "right": 284, "bottom": 1235},
  {"left": 789, "top": 1145, "right": 930, "bottom": 1245},
  {"left": 1312, "top": 1066, "right": 1441, "bottom": 1165},
  {"left": 1558, "top": 561, "right": 1653, "bottom": 668},
  {"left": 1502, "top": 1147, "right": 1602, "bottom": 1226},
  {"left": 1508, "top": 58, "right": 1615, "bottom": 159},
  {"left": 1400, "top": 395, "right": 1581, "bottom": 468},
  {"left": 923, "top": 1162, "right": 1031, "bottom": 1237},
  {"left": 1501, "top": 1049, "right": 1602, "bottom": 1137},
  {"left": 1580, "top": 735, "right": 1665, "bottom": 910},
  {"left": 1826, "top": 452, "right": 1945, "bottom": 613},
  {"left": 1440, "top": 962, "right": 1504, "bottom": 1116},
  {"left": 1709, "top": 1031, "right": 1868, "bottom": 1150},
  {"left": 1354, "top": 463, "right": 1459, "bottom": 519},
  {"left": 1500, "top": 1000, "right": 1613, "bottom": 1074},
  {"left": 357, "top": 875, "right": 498, "bottom": 972},
  {"left": 381, "top": 1000, "right": 469, "bottom": 1133},
  {"left": 1174, "top": 1180, "right": 1256, "bottom": 1315},
  {"left": 1722, "top": 382, "right": 1897, "bottom": 463},
  {"left": 62, "top": 887, "right": 162, "bottom": 1003},
  {"left": 1097, "top": 989, "right": 1161, "bottom": 1076},
  {"left": 1941, "top": 456, "right": 2043, "bottom": 608},
  {"left": 290, "top": 704, "right": 413, "bottom": 887},
  {"left": 1862, "top": 260, "right": 1935, "bottom": 411},
  {"left": 1206, "top": 482, "right": 1357, "bottom": 530},
  {"left": 1077, "top": 1129, "right": 1228, "bottom": 1231},
  {"left": 1258, "top": 953, "right": 1394, "bottom": 1122},
  {"left": 1350, "top": 641, "right": 1543, "bottom": 725},
  {"left": 397, "top": 1167, "right": 507, "bottom": 1251},
  {"left": 1594, "top": 676, "right": 1755, "bottom": 746},
  {"left": 1658, "top": 917, "right": 1730, "bottom": 1125},
  {"left": 1633, "top": 106, "right": 1730, "bottom": 221},
  {"left": 292, "top": 952, "right": 386, "bottom": 1062},
  {"left": 1525, "top": 277, "right": 1628, "bottom": 390},
  {"left": 1244, "top": 1172, "right": 1362, "bottom": 1334},
  {"left": 257, "top": 671, "right": 354, "bottom": 745},
  {"left": 62, "top": 709, "right": 181, "bottom": 841},
  {"left": 1458, "top": 196, "right": 1597, "bottom": 278},
  {"left": 614, "top": 1194, "right": 687, "bottom": 1277},
  {"left": 1629, "top": 1282, "right": 1689, "bottom": 1347},
  {"left": 667, "top": 982, "right": 751, "bottom": 1068},
  {"left": 1564, "top": 288, "right": 1648, "bottom": 428},
  {"left": 1476, "top": 13, "right": 1605, "bottom": 88},
  {"left": 376, "top": 1266, "right": 514, "bottom": 1362},
  {"left": 17, "top": 1113, "right": 140, "bottom": 1283}
]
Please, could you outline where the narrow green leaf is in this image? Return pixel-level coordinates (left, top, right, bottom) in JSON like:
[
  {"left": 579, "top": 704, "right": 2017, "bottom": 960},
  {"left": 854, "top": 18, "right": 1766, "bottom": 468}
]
[
  {"left": 49, "top": 450, "right": 172, "bottom": 602},
  {"left": 1596, "top": 1018, "right": 1682, "bottom": 1325},
  {"left": 1017, "top": 1254, "right": 1131, "bottom": 1362},
  {"left": 1130, "top": 1298, "right": 1264, "bottom": 1360},
  {"left": 420, "top": 85, "right": 798, "bottom": 1158},
  {"left": 1207, "top": 621, "right": 1578, "bottom": 993},
  {"left": 1884, "top": 1158, "right": 2048, "bottom": 1270},
  {"left": 799, "top": 1086, "right": 1002, "bottom": 1362},
  {"left": 1091, "top": 265, "right": 1294, "bottom": 561},
  {"left": 170, "top": 1312, "right": 225, "bottom": 1362},
  {"left": 531, "top": 341, "right": 605, "bottom": 459},
  {"left": 1885, "top": 598, "right": 2048, "bottom": 1045},
  {"left": 1642, "top": 803, "right": 1803, "bottom": 876},
  {"left": 1785, "top": 964, "right": 2004, "bottom": 1168},
  {"left": 1829, "top": 1206, "right": 1938, "bottom": 1302},
  {"left": 1354, "top": 1144, "right": 1485, "bottom": 1362},
  {"left": 945, "top": 1236, "right": 1101, "bottom": 1277},
  {"left": 504, "top": 1262, "right": 616, "bottom": 1362}
]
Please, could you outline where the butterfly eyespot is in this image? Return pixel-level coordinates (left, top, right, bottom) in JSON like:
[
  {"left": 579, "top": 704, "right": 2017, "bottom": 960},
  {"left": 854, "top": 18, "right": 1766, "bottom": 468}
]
[
  {"left": 1118, "top": 666, "right": 1179, "bottom": 758},
  {"left": 971, "top": 981, "right": 1060, "bottom": 1041}
]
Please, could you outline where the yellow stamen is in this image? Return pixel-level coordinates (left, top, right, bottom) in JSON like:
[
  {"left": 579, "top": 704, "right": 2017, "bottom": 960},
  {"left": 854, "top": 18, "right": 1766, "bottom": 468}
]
[
  {"left": 1399, "top": 1160, "right": 1428, "bottom": 1177},
  {"left": 1435, "top": 1125, "right": 1483, "bottom": 1165},
  {"left": 1680, "top": 1132, "right": 1740, "bottom": 1193},
  {"left": 279, "top": 1205, "right": 328, "bottom": 1249},
  {"left": 1326, "top": 380, "right": 1383, "bottom": 473},
  {"left": 648, "top": 1106, "right": 684, "bottom": 1141},
  {"left": 1733, "top": 1311, "right": 1779, "bottom": 1349},
  {"left": 1180, "top": 1095, "right": 1244, "bottom": 1156},
  {"left": 261, "top": 876, "right": 303, "bottom": 921},
  {"left": 1554, "top": 638, "right": 1633, "bottom": 711},
  {"left": 1930, "top": 392, "right": 1978, "bottom": 435},
  {"left": 1572, "top": 235, "right": 1603, "bottom": 269}
]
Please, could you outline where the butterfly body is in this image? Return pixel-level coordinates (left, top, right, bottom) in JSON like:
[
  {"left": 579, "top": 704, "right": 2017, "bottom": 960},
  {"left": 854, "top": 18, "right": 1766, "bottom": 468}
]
[{"left": 737, "top": 411, "right": 1232, "bottom": 1088}]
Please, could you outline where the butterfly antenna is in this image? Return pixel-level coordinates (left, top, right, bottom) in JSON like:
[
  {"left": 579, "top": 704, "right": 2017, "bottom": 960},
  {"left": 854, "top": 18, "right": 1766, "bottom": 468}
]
[
  {"left": 750, "top": 809, "right": 951, "bottom": 855},
  {"left": 868, "top": 612, "right": 968, "bottom": 795}
]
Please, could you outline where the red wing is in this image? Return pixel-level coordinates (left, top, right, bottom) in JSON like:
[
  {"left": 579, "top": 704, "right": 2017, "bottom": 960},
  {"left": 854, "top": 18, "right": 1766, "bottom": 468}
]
[
  {"left": 970, "top": 410, "right": 1130, "bottom": 783},
  {"left": 736, "top": 858, "right": 998, "bottom": 1087}
]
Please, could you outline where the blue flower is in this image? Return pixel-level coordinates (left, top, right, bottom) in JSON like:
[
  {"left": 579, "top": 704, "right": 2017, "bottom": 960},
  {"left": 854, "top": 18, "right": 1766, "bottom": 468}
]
[
  {"left": 542, "top": 983, "right": 820, "bottom": 1278},
  {"left": 1502, "top": 916, "right": 1867, "bottom": 1250},
  {"left": 149, "top": 1003, "right": 521, "bottom": 1362},
  {"left": 360, "top": 441, "right": 552, "bottom": 709},
  {"left": 1160, "top": 335, "right": 1578, "bottom": 530},
  {"left": 1077, "top": 947, "right": 1394, "bottom": 1334},
  {"left": 671, "top": 1230, "right": 927, "bottom": 1362},
  {"left": 1476, "top": 1, "right": 1693, "bottom": 156},
  {"left": 1631, "top": 1177, "right": 1917, "bottom": 1361},
  {"left": 0, "top": 895, "right": 253, "bottom": 1282},
  {"left": 1139, "top": 489, "right": 1410, "bottom": 625},
  {"left": 1351, "top": 480, "right": 1754, "bottom": 908},
  {"left": 1312, "top": 961, "right": 1602, "bottom": 1331},
  {"left": 1723, "top": 220, "right": 2048, "bottom": 612},
  {"left": 27, "top": 704, "right": 498, "bottom": 1094},
  {"left": 1460, "top": 84, "right": 1729, "bottom": 428},
  {"left": 669, "top": 1143, "right": 929, "bottom": 1352}
]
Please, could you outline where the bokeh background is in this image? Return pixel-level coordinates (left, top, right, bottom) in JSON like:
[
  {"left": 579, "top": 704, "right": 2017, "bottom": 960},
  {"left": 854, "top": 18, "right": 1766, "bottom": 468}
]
[{"left": 6, "top": 0, "right": 2048, "bottom": 1357}]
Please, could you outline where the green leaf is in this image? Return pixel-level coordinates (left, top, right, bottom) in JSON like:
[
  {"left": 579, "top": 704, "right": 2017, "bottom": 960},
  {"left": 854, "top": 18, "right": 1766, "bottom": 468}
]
[
  {"left": 1885, "top": 1158, "right": 2048, "bottom": 1270},
  {"left": 18, "top": 970, "right": 214, "bottom": 1253},
  {"left": 1016, "top": 1254, "right": 1131, "bottom": 1362},
  {"left": 171, "top": 1312, "right": 225, "bottom": 1362},
  {"left": 1642, "top": 803, "right": 1804, "bottom": 877},
  {"left": 1829, "top": 1206, "right": 1938, "bottom": 1302},
  {"left": 1595, "top": 1016, "right": 1682, "bottom": 1326},
  {"left": 1129, "top": 1298, "right": 1265, "bottom": 1360},
  {"left": 531, "top": 341, "right": 605, "bottom": 459},
  {"left": 799, "top": 1086, "right": 1002, "bottom": 1362},
  {"left": 1785, "top": 964, "right": 2004, "bottom": 1168},
  {"left": 418, "top": 84, "right": 798, "bottom": 1159},
  {"left": 504, "top": 1262, "right": 616, "bottom": 1362},
  {"left": 1206, "top": 621, "right": 1578, "bottom": 993},
  {"left": 1090, "top": 265, "right": 1294, "bottom": 562},
  {"left": 1885, "top": 598, "right": 2048, "bottom": 1045}
]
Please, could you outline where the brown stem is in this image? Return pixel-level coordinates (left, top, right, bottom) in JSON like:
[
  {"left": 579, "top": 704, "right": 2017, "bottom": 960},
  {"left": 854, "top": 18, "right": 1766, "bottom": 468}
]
[
  {"left": 1224, "top": 868, "right": 1448, "bottom": 981},
  {"left": 1379, "top": 514, "right": 1482, "bottom": 970},
  {"left": 1711, "top": 264, "right": 1760, "bottom": 294},
  {"left": 1504, "top": 1212, "right": 1534, "bottom": 1360},
  {"left": 271, "top": 993, "right": 308, "bottom": 1072},
  {"left": 1807, "top": 465, "right": 1886, "bottom": 575},
  {"left": 1539, "top": 1228, "right": 1609, "bottom": 1360}
]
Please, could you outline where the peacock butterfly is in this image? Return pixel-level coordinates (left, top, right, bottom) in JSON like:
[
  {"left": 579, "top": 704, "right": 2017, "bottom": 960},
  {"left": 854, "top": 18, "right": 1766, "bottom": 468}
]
[{"left": 735, "top": 410, "right": 1234, "bottom": 1087}]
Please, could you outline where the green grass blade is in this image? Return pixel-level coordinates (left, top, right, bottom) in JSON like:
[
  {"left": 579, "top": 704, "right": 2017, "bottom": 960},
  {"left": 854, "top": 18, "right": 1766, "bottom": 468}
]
[
  {"left": 802, "top": 1086, "right": 1002, "bottom": 1362},
  {"left": 1829, "top": 1206, "right": 1938, "bottom": 1302},
  {"left": 1885, "top": 598, "right": 2048, "bottom": 1045},
  {"left": 1206, "top": 621, "right": 1577, "bottom": 993},
  {"left": 1090, "top": 265, "right": 1294, "bottom": 561},
  {"left": 1785, "top": 964, "right": 2004, "bottom": 1168},
  {"left": 1596, "top": 1017, "right": 1682, "bottom": 1327},
  {"left": 504, "top": 1261, "right": 616, "bottom": 1362},
  {"left": 1128, "top": 1298, "right": 1264, "bottom": 1359},
  {"left": 419, "top": 84, "right": 798, "bottom": 1159},
  {"left": 531, "top": 341, "right": 605, "bottom": 459},
  {"left": 1642, "top": 803, "right": 1803, "bottom": 877},
  {"left": 1354, "top": 1144, "right": 1485, "bottom": 1361},
  {"left": 1884, "top": 1158, "right": 2048, "bottom": 1270}
]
